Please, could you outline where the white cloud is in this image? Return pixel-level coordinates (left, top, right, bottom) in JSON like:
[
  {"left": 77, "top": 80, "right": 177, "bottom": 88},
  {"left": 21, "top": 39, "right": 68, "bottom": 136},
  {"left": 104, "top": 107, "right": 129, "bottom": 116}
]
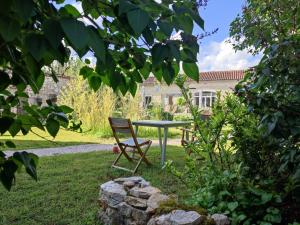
[{"left": 198, "top": 38, "right": 262, "bottom": 71}]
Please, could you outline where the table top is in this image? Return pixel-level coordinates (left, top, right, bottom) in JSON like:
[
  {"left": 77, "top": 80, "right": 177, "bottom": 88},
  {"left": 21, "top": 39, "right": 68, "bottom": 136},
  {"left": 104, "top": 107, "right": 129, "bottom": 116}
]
[{"left": 132, "top": 120, "right": 192, "bottom": 128}]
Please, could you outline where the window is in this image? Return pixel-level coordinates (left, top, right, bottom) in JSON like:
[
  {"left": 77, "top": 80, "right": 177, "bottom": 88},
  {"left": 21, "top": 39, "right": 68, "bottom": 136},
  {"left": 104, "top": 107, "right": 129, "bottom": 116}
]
[
  {"left": 168, "top": 96, "right": 173, "bottom": 105},
  {"left": 201, "top": 91, "right": 216, "bottom": 108},
  {"left": 194, "top": 92, "right": 200, "bottom": 106},
  {"left": 48, "top": 94, "right": 57, "bottom": 104},
  {"left": 144, "top": 96, "right": 152, "bottom": 108}
]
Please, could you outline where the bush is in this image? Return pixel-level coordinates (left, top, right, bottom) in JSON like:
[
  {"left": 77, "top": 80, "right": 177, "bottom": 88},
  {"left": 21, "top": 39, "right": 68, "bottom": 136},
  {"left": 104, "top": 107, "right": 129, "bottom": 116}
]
[{"left": 166, "top": 76, "right": 291, "bottom": 224}]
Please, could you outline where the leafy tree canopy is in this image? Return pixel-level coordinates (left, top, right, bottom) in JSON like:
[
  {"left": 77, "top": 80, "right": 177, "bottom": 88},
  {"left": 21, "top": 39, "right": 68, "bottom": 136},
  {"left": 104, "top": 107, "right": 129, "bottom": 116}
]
[{"left": 0, "top": 0, "right": 204, "bottom": 190}]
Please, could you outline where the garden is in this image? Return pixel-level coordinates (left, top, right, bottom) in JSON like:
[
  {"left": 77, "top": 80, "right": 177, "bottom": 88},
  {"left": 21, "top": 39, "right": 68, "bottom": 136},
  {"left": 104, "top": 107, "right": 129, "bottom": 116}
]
[{"left": 0, "top": 0, "right": 299, "bottom": 225}]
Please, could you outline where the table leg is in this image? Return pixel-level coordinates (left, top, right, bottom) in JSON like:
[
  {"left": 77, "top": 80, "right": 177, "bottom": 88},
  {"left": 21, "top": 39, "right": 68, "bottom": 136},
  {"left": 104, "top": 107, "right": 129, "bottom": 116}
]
[
  {"left": 161, "top": 127, "right": 168, "bottom": 166},
  {"left": 158, "top": 127, "right": 162, "bottom": 152},
  {"left": 134, "top": 125, "right": 139, "bottom": 136}
]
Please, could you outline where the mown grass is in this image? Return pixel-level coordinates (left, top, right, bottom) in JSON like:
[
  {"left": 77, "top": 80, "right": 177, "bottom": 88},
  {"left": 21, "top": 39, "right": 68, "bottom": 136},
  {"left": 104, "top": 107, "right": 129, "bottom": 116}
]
[
  {"left": 0, "top": 146, "right": 188, "bottom": 225},
  {"left": 1, "top": 127, "right": 181, "bottom": 151}
]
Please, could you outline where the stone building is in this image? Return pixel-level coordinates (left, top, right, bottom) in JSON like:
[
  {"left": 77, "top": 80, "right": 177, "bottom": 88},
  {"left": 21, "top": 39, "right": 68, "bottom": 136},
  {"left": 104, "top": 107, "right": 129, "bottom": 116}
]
[
  {"left": 28, "top": 75, "right": 70, "bottom": 106},
  {"left": 140, "top": 70, "right": 244, "bottom": 110},
  {"left": 15, "top": 75, "right": 70, "bottom": 114}
]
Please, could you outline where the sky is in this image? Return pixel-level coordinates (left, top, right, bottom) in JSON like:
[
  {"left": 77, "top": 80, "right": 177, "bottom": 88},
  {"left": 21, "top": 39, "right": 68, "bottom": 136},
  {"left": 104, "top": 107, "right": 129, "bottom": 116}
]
[
  {"left": 195, "top": 0, "right": 261, "bottom": 71},
  {"left": 58, "top": 0, "right": 261, "bottom": 72}
]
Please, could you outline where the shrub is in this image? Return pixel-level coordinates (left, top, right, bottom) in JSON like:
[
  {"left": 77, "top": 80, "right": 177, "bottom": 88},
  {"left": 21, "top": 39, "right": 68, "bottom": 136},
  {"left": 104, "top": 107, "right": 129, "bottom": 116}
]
[{"left": 166, "top": 76, "right": 289, "bottom": 224}]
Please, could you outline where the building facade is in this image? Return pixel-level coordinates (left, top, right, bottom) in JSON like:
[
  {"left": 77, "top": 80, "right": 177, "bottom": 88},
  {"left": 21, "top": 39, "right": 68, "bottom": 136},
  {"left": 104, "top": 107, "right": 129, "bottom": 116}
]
[{"left": 141, "top": 70, "right": 244, "bottom": 110}]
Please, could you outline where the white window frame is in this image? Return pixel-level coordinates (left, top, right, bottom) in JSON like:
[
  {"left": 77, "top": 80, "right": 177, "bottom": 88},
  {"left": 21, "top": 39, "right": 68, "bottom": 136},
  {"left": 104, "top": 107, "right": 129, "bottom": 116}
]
[
  {"left": 144, "top": 95, "right": 152, "bottom": 108},
  {"left": 194, "top": 91, "right": 216, "bottom": 108},
  {"left": 201, "top": 91, "right": 216, "bottom": 108}
]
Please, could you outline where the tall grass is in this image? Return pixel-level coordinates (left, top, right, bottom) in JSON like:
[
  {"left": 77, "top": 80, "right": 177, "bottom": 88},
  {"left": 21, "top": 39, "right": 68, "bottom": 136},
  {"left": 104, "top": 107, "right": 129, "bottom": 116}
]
[{"left": 58, "top": 76, "right": 116, "bottom": 136}]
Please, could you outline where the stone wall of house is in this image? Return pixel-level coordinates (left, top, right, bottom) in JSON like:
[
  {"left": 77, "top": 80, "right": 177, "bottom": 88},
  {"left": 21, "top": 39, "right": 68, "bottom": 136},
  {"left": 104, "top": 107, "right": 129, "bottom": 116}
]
[
  {"left": 26, "top": 75, "right": 70, "bottom": 106},
  {"left": 141, "top": 79, "right": 239, "bottom": 107},
  {"left": 98, "top": 177, "right": 230, "bottom": 225}
]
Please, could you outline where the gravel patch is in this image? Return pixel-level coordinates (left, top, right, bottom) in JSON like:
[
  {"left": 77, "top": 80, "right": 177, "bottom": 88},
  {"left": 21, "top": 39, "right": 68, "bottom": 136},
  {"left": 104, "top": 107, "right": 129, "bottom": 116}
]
[{"left": 4, "top": 139, "right": 181, "bottom": 157}]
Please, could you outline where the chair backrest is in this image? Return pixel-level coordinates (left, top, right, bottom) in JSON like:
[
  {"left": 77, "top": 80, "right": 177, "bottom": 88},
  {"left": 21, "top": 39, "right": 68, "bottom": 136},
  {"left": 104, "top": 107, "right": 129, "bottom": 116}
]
[{"left": 108, "top": 117, "right": 137, "bottom": 145}]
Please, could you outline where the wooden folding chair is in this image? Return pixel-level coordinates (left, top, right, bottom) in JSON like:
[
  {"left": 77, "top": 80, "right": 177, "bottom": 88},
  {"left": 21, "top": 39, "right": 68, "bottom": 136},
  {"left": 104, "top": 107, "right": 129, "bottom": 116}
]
[{"left": 108, "top": 117, "right": 152, "bottom": 174}]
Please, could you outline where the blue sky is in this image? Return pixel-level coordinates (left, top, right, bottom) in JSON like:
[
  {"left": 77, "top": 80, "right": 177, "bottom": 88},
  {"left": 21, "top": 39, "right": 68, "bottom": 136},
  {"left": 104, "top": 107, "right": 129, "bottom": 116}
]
[
  {"left": 198, "top": 0, "right": 245, "bottom": 44},
  {"left": 195, "top": 0, "right": 261, "bottom": 71}
]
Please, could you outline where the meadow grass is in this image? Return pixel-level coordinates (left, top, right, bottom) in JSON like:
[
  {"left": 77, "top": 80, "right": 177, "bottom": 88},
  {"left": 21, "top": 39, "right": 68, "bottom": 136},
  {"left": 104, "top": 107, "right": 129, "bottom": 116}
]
[
  {"left": 0, "top": 146, "right": 188, "bottom": 225},
  {"left": 1, "top": 127, "right": 181, "bottom": 150}
]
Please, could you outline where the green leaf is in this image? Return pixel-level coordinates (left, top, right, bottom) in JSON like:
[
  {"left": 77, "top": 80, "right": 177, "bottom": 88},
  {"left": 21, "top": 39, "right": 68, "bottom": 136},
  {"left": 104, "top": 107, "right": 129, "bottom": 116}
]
[
  {"left": 151, "top": 44, "right": 169, "bottom": 67},
  {"left": 168, "top": 42, "right": 180, "bottom": 60},
  {"left": 0, "top": 18, "right": 20, "bottom": 42},
  {"left": 13, "top": 152, "right": 38, "bottom": 180},
  {"left": 60, "top": 4, "right": 81, "bottom": 17},
  {"left": 88, "top": 74, "right": 102, "bottom": 91},
  {"left": 36, "top": 72, "right": 45, "bottom": 91},
  {"left": 43, "top": 19, "right": 64, "bottom": 49},
  {"left": 152, "top": 67, "right": 162, "bottom": 81},
  {"left": 60, "top": 18, "right": 89, "bottom": 56},
  {"left": 46, "top": 118, "right": 60, "bottom": 137},
  {"left": 127, "top": 8, "right": 150, "bottom": 35},
  {"left": 142, "top": 27, "right": 154, "bottom": 45},
  {"left": 190, "top": 10, "right": 204, "bottom": 30},
  {"left": 59, "top": 105, "right": 74, "bottom": 114},
  {"left": 158, "top": 19, "right": 173, "bottom": 36},
  {"left": 13, "top": 0, "right": 34, "bottom": 22},
  {"left": 0, "top": 160, "right": 18, "bottom": 191},
  {"left": 162, "top": 63, "right": 175, "bottom": 85},
  {"left": 128, "top": 79, "right": 137, "bottom": 96},
  {"left": 139, "top": 62, "right": 151, "bottom": 79},
  {"left": 228, "top": 201, "right": 239, "bottom": 211},
  {"left": 183, "top": 62, "right": 199, "bottom": 81},
  {"left": 80, "top": 66, "right": 94, "bottom": 79},
  {"left": 8, "top": 119, "right": 21, "bottom": 137},
  {"left": 119, "top": 0, "right": 137, "bottom": 15},
  {"left": 176, "top": 14, "right": 193, "bottom": 33},
  {"left": 0, "top": 117, "right": 14, "bottom": 135},
  {"left": 0, "top": 71, "right": 11, "bottom": 91},
  {"left": 24, "top": 34, "right": 48, "bottom": 62},
  {"left": 87, "top": 27, "right": 106, "bottom": 62},
  {"left": 5, "top": 141, "right": 16, "bottom": 148}
]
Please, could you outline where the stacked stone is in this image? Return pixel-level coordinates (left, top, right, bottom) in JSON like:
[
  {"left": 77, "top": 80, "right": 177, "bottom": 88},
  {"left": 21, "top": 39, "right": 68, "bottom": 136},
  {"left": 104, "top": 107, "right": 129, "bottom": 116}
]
[{"left": 98, "top": 176, "right": 230, "bottom": 225}]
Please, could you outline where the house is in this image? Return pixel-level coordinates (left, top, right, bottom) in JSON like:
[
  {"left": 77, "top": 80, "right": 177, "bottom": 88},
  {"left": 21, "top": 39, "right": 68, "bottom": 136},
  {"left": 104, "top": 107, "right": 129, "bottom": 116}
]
[
  {"left": 140, "top": 70, "right": 245, "bottom": 110},
  {"left": 13, "top": 75, "right": 70, "bottom": 114}
]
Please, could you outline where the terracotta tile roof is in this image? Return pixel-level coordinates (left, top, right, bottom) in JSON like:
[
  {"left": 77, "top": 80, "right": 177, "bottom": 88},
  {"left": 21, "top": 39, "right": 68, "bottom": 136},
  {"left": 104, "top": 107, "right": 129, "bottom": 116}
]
[
  {"left": 198, "top": 70, "right": 244, "bottom": 81},
  {"left": 142, "top": 70, "right": 245, "bottom": 85}
]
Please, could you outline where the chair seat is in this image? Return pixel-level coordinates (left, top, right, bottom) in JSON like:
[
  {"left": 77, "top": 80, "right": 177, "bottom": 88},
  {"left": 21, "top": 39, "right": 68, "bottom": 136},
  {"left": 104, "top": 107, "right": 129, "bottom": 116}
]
[{"left": 120, "top": 138, "right": 150, "bottom": 147}]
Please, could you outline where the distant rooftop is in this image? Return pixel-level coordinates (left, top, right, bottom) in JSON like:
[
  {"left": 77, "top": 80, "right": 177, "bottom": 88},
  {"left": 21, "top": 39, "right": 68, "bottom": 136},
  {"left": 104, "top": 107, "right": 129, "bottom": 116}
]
[{"left": 143, "top": 70, "right": 245, "bottom": 85}]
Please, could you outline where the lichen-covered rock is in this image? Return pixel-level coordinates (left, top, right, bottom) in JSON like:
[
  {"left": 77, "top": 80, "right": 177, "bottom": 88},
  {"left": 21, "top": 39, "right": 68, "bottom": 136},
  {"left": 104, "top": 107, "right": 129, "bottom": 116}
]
[
  {"left": 130, "top": 186, "right": 161, "bottom": 199},
  {"left": 125, "top": 196, "right": 147, "bottom": 209},
  {"left": 114, "top": 176, "right": 146, "bottom": 184},
  {"left": 98, "top": 177, "right": 226, "bottom": 225},
  {"left": 118, "top": 202, "right": 133, "bottom": 217},
  {"left": 211, "top": 214, "right": 230, "bottom": 225},
  {"left": 124, "top": 218, "right": 138, "bottom": 225},
  {"left": 147, "top": 214, "right": 171, "bottom": 225},
  {"left": 123, "top": 181, "right": 136, "bottom": 190},
  {"left": 100, "top": 181, "right": 127, "bottom": 207},
  {"left": 146, "top": 193, "right": 170, "bottom": 213},
  {"left": 132, "top": 207, "right": 150, "bottom": 225},
  {"left": 169, "top": 210, "right": 203, "bottom": 225}
]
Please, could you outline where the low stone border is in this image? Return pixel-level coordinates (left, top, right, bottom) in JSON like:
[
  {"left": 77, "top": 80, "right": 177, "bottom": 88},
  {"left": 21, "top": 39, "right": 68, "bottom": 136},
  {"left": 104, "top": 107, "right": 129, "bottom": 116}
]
[{"left": 98, "top": 176, "right": 230, "bottom": 225}]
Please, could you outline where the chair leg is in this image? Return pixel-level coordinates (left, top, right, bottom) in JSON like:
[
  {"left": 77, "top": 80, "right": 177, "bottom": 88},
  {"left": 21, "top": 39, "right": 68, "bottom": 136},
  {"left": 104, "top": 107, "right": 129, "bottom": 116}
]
[
  {"left": 132, "top": 142, "right": 152, "bottom": 174},
  {"left": 112, "top": 146, "right": 132, "bottom": 169}
]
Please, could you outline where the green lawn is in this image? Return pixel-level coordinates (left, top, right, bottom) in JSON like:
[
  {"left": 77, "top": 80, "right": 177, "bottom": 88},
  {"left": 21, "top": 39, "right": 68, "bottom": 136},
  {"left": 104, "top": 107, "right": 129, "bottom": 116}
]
[
  {"left": 1, "top": 127, "right": 181, "bottom": 151},
  {"left": 0, "top": 129, "right": 113, "bottom": 150},
  {"left": 0, "top": 146, "right": 188, "bottom": 225}
]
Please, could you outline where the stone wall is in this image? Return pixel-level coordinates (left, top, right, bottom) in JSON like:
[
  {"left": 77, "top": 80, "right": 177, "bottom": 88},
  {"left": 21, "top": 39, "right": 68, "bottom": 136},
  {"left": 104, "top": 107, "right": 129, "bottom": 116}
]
[
  {"left": 27, "top": 75, "right": 70, "bottom": 106},
  {"left": 98, "top": 177, "right": 230, "bottom": 225}
]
